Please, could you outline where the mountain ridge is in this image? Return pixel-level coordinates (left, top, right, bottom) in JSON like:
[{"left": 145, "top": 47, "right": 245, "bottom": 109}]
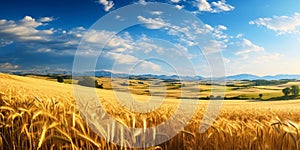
[
  {"left": 2, "top": 70, "right": 300, "bottom": 81},
  {"left": 89, "top": 71, "right": 300, "bottom": 81}
]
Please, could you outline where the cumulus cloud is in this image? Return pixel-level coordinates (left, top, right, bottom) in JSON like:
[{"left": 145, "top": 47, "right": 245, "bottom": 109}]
[
  {"left": 0, "top": 16, "right": 87, "bottom": 69},
  {"left": 202, "top": 40, "right": 224, "bottom": 54},
  {"left": 150, "top": 11, "right": 163, "bottom": 15},
  {"left": 137, "top": 15, "right": 230, "bottom": 55},
  {"left": 138, "top": 0, "right": 147, "bottom": 5},
  {"left": 135, "top": 40, "right": 164, "bottom": 54},
  {"left": 0, "top": 16, "right": 54, "bottom": 42},
  {"left": 137, "top": 16, "right": 168, "bottom": 29},
  {"left": 0, "top": 39, "right": 13, "bottom": 47},
  {"left": 175, "top": 5, "right": 184, "bottom": 10},
  {"left": 38, "top": 17, "right": 54, "bottom": 22},
  {"left": 211, "top": 0, "right": 234, "bottom": 13},
  {"left": 170, "top": 0, "right": 180, "bottom": 3},
  {"left": 19, "top": 16, "right": 42, "bottom": 27},
  {"left": 36, "top": 48, "right": 52, "bottom": 53},
  {"left": 68, "top": 27, "right": 86, "bottom": 38},
  {"left": 83, "top": 29, "right": 115, "bottom": 44},
  {"left": 195, "top": 0, "right": 234, "bottom": 13},
  {"left": 252, "top": 52, "right": 282, "bottom": 64},
  {"left": 98, "top": 0, "right": 114, "bottom": 12},
  {"left": 196, "top": 0, "right": 212, "bottom": 12},
  {"left": 105, "top": 52, "right": 139, "bottom": 64},
  {"left": 217, "top": 25, "right": 227, "bottom": 30},
  {"left": 235, "top": 38, "right": 264, "bottom": 59},
  {"left": 175, "top": 43, "right": 188, "bottom": 52},
  {"left": 139, "top": 61, "right": 161, "bottom": 72},
  {"left": 0, "top": 62, "right": 19, "bottom": 70},
  {"left": 249, "top": 13, "right": 300, "bottom": 34},
  {"left": 104, "top": 52, "right": 161, "bottom": 71}
]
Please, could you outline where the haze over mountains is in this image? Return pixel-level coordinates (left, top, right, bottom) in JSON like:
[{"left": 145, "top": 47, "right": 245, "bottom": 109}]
[
  {"left": 80, "top": 71, "right": 300, "bottom": 81},
  {"left": 226, "top": 74, "right": 300, "bottom": 80},
  {"left": 2, "top": 70, "right": 300, "bottom": 81}
]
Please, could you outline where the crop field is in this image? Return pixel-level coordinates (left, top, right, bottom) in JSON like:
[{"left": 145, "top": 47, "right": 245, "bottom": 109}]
[{"left": 1, "top": 73, "right": 300, "bottom": 149}]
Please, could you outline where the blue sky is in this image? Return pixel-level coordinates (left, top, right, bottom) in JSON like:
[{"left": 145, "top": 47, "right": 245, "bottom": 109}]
[{"left": 0, "top": 0, "right": 300, "bottom": 76}]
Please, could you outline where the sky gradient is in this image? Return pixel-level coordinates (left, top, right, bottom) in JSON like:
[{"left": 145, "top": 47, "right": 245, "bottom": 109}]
[{"left": 0, "top": 0, "right": 300, "bottom": 76}]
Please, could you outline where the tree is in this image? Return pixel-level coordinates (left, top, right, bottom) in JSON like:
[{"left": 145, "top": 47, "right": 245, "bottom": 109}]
[
  {"left": 78, "top": 76, "right": 99, "bottom": 88},
  {"left": 98, "top": 83, "right": 103, "bottom": 89},
  {"left": 259, "top": 93, "right": 263, "bottom": 100},
  {"left": 57, "top": 76, "right": 64, "bottom": 83},
  {"left": 291, "top": 85, "right": 299, "bottom": 96},
  {"left": 282, "top": 87, "right": 291, "bottom": 97}
]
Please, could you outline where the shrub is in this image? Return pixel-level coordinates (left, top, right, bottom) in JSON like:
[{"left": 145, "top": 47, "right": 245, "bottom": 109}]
[
  {"left": 282, "top": 87, "right": 291, "bottom": 97},
  {"left": 57, "top": 76, "right": 64, "bottom": 83},
  {"left": 78, "top": 76, "right": 98, "bottom": 88},
  {"left": 98, "top": 83, "right": 103, "bottom": 89},
  {"left": 291, "top": 85, "right": 299, "bottom": 96}
]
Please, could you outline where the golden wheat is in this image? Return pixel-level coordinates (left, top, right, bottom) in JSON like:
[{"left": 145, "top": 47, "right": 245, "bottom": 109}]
[{"left": 0, "top": 73, "right": 300, "bottom": 149}]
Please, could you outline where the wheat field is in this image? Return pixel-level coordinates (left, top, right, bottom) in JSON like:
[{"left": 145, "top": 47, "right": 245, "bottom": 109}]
[{"left": 0, "top": 73, "right": 300, "bottom": 149}]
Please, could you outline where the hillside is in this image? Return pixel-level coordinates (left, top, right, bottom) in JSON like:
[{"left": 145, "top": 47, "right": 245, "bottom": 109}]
[{"left": 1, "top": 73, "right": 300, "bottom": 149}]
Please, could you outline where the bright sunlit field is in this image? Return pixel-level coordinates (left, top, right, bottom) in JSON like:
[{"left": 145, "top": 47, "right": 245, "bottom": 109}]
[{"left": 1, "top": 73, "right": 300, "bottom": 149}]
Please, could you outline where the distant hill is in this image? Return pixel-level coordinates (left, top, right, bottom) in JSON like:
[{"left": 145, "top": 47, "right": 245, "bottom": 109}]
[
  {"left": 261, "top": 74, "right": 300, "bottom": 80},
  {"left": 226, "top": 74, "right": 260, "bottom": 80},
  {"left": 84, "top": 71, "right": 300, "bottom": 81},
  {"left": 3, "top": 70, "right": 300, "bottom": 81},
  {"left": 226, "top": 74, "right": 300, "bottom": 80},
  {"left": 81, "top": 71, "right": 203, "bottom": 81}
]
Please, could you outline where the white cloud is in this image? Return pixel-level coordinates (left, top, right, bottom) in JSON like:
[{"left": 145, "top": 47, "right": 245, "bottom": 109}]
[
  {"left": 137, "top": 16, "right": 231, "bottom": 55},
  {"left": 0, "top": 16, "right": 54, "bottom": 42},
  {"left": 39, "top": 17, "right": 54, "bottom": 22},
  {"left": 80, "top": 30, "right": 166, "bottom": 56},
  {"left": 175, "top": 5, "right": 184, "bottom": 10},
  {"left": 252, "top": 52, "right": 282, "bottom": 64},
  {"left": 235, "top": 38, "right": 264, "bottom": 59},
  {"left": 0, "top": 62, "right": 19, "bottom": 70},
  {"left": 211, "top": 0, "right": 234, "bottom": 13},
  {"left": 195, "top": 0, "right": 234, "bottom": 13},
  {"left": 249, "top": 13, "right": 300, "bottom": 34},
  {"left": 19, "top": 16, "right": 42, "bottom": 27},
  {"left": 138, "top": 0, "right": 147, "bottom": 5},
  {"left": 196, "top": 0, "right": 212, "bottom": 12},
  {"left": 236, "top": 33, "right": 243, "bottom": 38},
  {"left": 137, "top": 16, "right": 167, "bottom": 29},
  {"left": 0, "top": 39, "right": 13, "bottom": 47},
  {"left": 98, "top": 0, "right": 114, "bottom": 12},
  {"left": 179, "top": 37, "right": 198, "bottom": 46},
  {"left": 104, "top": 52, "right": 161, "bottom": 72},
  {"left": 139, "top": 61, "right": 161, "bottom": 72},
  {"left": 41, "top": 28, "right": 54, "bottom": 35},
  {"left": 83, "top": 29, "right": 114, "bottom": 44},
  {"left": 115, "top": 15, "right": 121, "bottom": 20},
  {"left": 105, "top": 52, "right": 139, "bottom": 64},
  {"left": 175, "top": 44, "right": 188, "bottom": 52},
  {"left": 226, "top": 51, "right": 283, "bottom": 76},
  {"left": 202, "top": 40, "right": 224, "bottom": 54},
  {"left": 108, "top": 36, "right": 133, "bottom": 50},
  {"left": 68, "top": 26, "right": 86, "bottom": 38},
  {"left": 36, "top": 48, "right": 52, "bottom": 53},
  {"left": 217, "top": 25, "right": 227, "bottom": 30},
  {"left": 212, "top": 25, "right": 229, "bottom": 41},
  {"left": 223, "top": 57, "right": 230, "bottom": 63},
  {"left": 170, "top": 0, "right": 180, "bottom": 3},
  {"left": 110, "top": 56, "right": 162, "bottom": 74},
  {"left": 150, "top": 11, "right": 163, "bottom": 15},
  {"left": 19, "top": 36, "right": 44, "bottom": 41}
]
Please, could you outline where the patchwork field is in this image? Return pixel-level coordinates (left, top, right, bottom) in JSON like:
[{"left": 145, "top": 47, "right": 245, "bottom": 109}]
[{"left": 1, "top": 73, "right": 300, "bottom": 149}]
